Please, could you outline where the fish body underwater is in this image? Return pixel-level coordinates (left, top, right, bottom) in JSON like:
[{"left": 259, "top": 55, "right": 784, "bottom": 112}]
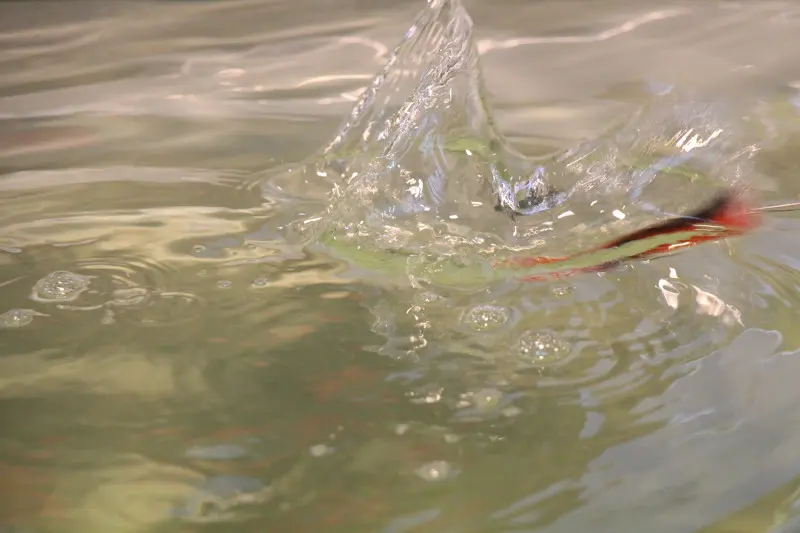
[{"left": 497, "top": 190, "right": 762, "bottom": 282}]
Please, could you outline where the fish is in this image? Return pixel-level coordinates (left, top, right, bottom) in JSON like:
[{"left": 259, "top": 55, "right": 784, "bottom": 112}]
[{"left": 496, "top": 189, "right": 761, "bottom": 282}]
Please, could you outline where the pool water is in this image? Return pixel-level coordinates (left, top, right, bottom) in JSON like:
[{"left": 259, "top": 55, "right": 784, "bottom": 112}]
[{"left": 3, "top": 1, "right": 800, "bottom": 532}]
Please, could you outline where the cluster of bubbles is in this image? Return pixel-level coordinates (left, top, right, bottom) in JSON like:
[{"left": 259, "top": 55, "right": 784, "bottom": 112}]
[{"left": 1, "top": 270, "right": 91, "bottom": 329}]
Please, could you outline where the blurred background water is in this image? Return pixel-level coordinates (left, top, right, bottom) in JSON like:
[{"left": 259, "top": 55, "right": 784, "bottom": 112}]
[{"left": 4, "top": 1, "right": 800, "bottom": 532}]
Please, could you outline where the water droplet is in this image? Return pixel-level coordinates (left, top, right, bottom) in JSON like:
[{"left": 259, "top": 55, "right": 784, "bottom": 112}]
[
  {"left": 460, "top": 388, "right": 503, "bottom": 410},
  {"left": 31, "top": 271, "right": 92, "bottom": 302},
  {"left": 415, "top": 460, "right": 455, "bottom": 481},
  {"left": 514, "top": 330, "right": 571, "bottom": 365},
  {"left": 309, "top": 444, "right": 334, "bottom": 457},
  {"left": 217, "top": 280, "right": 232, "bottom": 289},
  {"left": 251, "top": 277, "right": 268, "bottom": 288},
  {"left": 0, "top": 308, "right": 45, "bottom": 328},
  {"left": 461, "top": 304, "right": 512, "bottom": 332}
]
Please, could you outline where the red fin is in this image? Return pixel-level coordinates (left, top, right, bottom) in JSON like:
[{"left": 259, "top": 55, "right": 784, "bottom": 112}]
[
  {"left": 496, "top": 255, "right": 569, "bottom": 269},
  {"left": 500, "top": 189, "right": 760, "bottom": 282},
  {"left": 710, "top": 194, "right": 759, "bottom": 231}
]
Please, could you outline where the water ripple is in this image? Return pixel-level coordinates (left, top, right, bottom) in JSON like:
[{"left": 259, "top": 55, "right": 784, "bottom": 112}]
[{"left": 2, "top": 0, "right": 800, "bottom": 531}]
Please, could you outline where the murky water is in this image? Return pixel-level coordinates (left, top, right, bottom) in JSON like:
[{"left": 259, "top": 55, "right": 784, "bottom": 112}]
[{"left": 4, "top": 0, "right": 800, "bottom": 531}]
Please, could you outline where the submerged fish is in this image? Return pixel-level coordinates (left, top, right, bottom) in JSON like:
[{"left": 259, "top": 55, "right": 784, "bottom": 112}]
[{"left": 498, "top": 190, "right": 762, "bottom": 281}]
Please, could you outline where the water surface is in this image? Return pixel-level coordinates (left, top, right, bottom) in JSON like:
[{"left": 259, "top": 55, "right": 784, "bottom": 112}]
[{"left": 3, "top": 1, "right": 800, "bottom": 532}]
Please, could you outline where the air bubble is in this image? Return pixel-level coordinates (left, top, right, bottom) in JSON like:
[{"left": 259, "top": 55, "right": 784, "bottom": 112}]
[
  {"left": 414, "top": 292, "right": 443, "bottom": 305},
  {"left": 551, "top": 285, "right": 573, "bottom": 298},
  {"left": 309, "top": 444, "right": 334, "bottom": 457},
  {"left": 415, "top": 460, "right": 455, "bottom": 482},
  {"left": 458, "top": 388, "right": 503, "bottom": 410},
  {"left": 217, "top": 280, "right": 232, "bottom": 289},
  {"left": 408, "top": 389, "right": 443, "bottom": 404},
  {"left": 192, "top": 245, "right": 206, "bottom": 255},
  {"left": 461, "top": 304, "right": 512, "bottom": 332},
  {"left": 514, "top": 330, "right": 571, "bottom": 365},
  {"left": 0, "top": 308, "right": 45, "bottom": 328},
  {"left": 251, "top": 277, "right": 269, "bottom": 288},
  {"left": 31, "top": 271, "right": 92, "bottom": 303}
]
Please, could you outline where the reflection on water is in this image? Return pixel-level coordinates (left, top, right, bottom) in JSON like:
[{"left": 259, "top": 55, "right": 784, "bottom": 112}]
[{"left": 3, "top": 0, "right": 800, "bottom": 531}]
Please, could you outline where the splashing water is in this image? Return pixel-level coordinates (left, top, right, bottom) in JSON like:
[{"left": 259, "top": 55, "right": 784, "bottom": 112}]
[
  {"left": 253, "top": 0, "right": 762, "bottom": 368},
  {"left": 259, "top": 0, "right": 760, "bottom": 285},
  {"left": 4, "top": 2, "right": 796, "bottom": 531},
  {"left": 262, "top": 0, "right": 563, "bottom": 260}
]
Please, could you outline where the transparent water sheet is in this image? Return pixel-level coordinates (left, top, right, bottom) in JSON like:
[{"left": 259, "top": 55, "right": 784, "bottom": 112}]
[{"left": 259, "top": 0, "right": 759, "bottom": 274}]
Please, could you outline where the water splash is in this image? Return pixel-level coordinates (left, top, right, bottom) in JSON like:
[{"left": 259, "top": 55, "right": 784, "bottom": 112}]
[
  {"left": 254, "top": 0, "right": 763, "bottom": 377},
  {"left": 260, "top": 0, "right": 757, "bottom": 276},
  {"left": 319, "top": 0, "right": 561, "bottom": 224},
  {"left": 262, "top": 0, "right": 562, "bottom": 256}
]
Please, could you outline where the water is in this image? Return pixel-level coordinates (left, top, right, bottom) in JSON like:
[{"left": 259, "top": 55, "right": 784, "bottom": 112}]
[{"left": 3, "top": 0, "right": 800, "bottom": 531}]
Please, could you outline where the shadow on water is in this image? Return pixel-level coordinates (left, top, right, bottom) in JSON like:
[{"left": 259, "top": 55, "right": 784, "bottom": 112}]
[{"left": 4, "top": 0, "right": 800, "bottom": 532}]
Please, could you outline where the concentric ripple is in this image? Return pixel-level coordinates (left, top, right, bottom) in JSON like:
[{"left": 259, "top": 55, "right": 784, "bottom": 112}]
[
  {"left": 0, "top": 164, "right": 272, "bottom": 331},
  {"left": 76, "top": 254, "right": 209, "bottom": 327},
  {"left": 2, "top": 253, "right": 207, "bottom": 328}
]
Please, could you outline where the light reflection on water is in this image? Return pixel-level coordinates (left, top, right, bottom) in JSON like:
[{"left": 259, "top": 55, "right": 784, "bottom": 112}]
[{"left": 3, "top": 0, "right": 800, "bottom": 532}]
